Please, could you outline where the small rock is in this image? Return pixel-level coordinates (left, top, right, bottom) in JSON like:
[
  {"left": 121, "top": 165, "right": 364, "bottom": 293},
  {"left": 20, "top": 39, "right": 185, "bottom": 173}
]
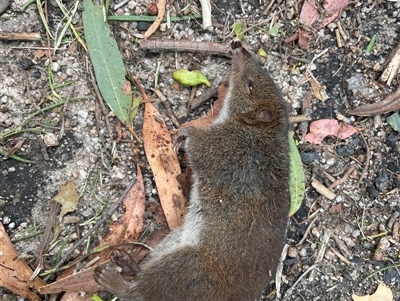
[
  {"left": 51, "top": 62, "right": 60, "bottom": 72},
  {"left": 8, "top": 167, "right": 15, "bottom": 172},
  {"left": 386, "top": 134, "right": 398, "bottom": 148},
  {"left": 137, "top": 22, "right": 151, "bottom": 31},
  {"left": 375, "top": 169, "right": 389, "bottom": 191},
  {"left": 3, "top": 216, "right": 10, "bottom": 224},
  {"left": 19, "top": 58, "right": 34, "bottom": 70},
  {"left": 300, "top": 152, "right": 319, "bottom": 164},
  {"left": 337, "top": 145, "right": 354, "bottom": 157}
]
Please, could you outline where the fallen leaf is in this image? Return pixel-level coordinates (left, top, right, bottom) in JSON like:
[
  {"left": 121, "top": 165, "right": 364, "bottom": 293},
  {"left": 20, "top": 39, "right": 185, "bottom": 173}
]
[
  {"left": 172, "top": 68, "right": 211, "bottom": 87},
  {"left": 386, "top": 112, "right": 400, "bottom": 131},
  {"left": 305, "top": 119, "right": 358, "bottom": 144},
  {"left": 352, "top": 283, "right": 393, "bottom": 301},
  {"left": 143, "top": 102, "right": 187, "bottom": 230},
  {"left": 288, "top": 135, "right": 305, "bottom": 217},
  {"left": 233, "top": 23, "right": 245, "bottom": 40},
  {"left": 309, "top": 76, "right": 328, "bottom": 102},
  {"left": 53, "top": 180, "right": 79, "bottom": 221},
  {"left": 39, "top": 267, "right": 102, "bottom": 295},
  {"left": 300, "top": 0, "right": 352, "bottom": 29},
  {"left": 0, "top": 222, "right": 46, "bottom": 301}
]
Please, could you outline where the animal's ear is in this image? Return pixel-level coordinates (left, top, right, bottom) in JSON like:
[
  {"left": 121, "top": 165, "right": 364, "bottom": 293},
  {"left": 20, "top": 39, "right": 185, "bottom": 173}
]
[{"left": 239, "top": 107, "right": 274, "bottom": 125}]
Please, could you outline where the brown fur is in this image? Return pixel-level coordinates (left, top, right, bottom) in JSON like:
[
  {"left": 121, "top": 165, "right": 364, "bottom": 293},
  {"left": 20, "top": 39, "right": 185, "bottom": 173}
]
[{"left": 95, "top": 44, "right": 291, "bottom": 301}]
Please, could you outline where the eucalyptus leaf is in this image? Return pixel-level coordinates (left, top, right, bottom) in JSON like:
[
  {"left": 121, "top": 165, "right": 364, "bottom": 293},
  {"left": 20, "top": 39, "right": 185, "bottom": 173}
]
[
  {"left": 288, "top": 134, "right": 305, "bottom": 216},
  {"left": 83, "top": 0, "right": 135, "bottom": 128}
]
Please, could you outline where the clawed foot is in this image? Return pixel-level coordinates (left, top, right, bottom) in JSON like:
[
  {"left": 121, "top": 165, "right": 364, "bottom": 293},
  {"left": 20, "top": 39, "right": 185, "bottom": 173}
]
[
  {"left": 94, "top": 264, "right": 138, "bottom": 299},
  {"left": 110, "top": 249, "right": 140, "bottom": 276}
]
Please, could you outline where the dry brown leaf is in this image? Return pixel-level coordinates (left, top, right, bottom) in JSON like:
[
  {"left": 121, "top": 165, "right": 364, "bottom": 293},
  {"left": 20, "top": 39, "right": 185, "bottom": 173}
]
[
  {"left": 38, "top": 267, "right": 102, "bottom": 295},
  {"left": 143, "top": 0, "right": 166, "bottom": 39},
  {"left": 54, "top": 180, "right": 80, "bottom": 221},
  {"left": 309, "top": 77, "right": 328, "bottom": 102},
  {"left": 0, "top": 222, "right": 46, "bottom": 301},
  {"left": 300, "top": 0, "right": 352, "bottom": 29},
  {"left": 352, "top": 283, "right": 393, "bottom": 301},
  {"left": 143, "top": 102, "right": 187, "bottom": 230}
]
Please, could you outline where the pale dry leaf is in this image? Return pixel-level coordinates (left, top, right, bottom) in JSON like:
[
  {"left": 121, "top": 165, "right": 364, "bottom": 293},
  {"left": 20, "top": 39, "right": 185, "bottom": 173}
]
[
  {"left": 53, "top": 180, "right": 79, "bottom": 221},
  {"left": 352, "top": 283, "right": 393, "bottom": 301}
]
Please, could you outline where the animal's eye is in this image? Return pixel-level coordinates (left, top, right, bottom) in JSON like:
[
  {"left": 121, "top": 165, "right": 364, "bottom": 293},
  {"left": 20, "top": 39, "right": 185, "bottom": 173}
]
[{"left": 248, "top": 79, "right": 254, "bottom": 93}]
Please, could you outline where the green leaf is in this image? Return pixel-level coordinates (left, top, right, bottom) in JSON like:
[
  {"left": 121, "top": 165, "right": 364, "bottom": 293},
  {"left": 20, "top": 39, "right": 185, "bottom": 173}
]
[
  {"left": 268, "top": 23, "right": 282, "bottom": 36},
  {"left": 387, "top": 112, "right": 400, "bottom": 131},
  {"left": 233, "top": 23, "right": 245, "bottom": 40},
  {"left": 288, "top": 134, "right": 305, "bottom": 217},
  {"left": 257, "top": 48, "right": 267, "bottom": 58},
  {"left": 83, "top": 0, "right": 133, "bottom": 128},
  {"left": 172, "top": 69, "right": 211, "bottom": 87}
]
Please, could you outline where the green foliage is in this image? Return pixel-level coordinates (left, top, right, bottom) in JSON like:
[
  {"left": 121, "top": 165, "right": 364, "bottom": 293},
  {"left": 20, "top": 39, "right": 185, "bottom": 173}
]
[{"left": 288, "top": 134, "right": 305, "bottom": 216}]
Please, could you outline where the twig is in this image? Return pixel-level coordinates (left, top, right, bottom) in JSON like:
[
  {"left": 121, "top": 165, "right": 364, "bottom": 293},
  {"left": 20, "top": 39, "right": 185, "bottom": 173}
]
[
  {"left": 140, "top": 39, "right": 231, "bottom": 57},
  {"left": 0, "top": 31, "right": 41, "bottom": 41},
  {"left": 198, "top": 0, "right": 212, "bottom": 29},
  {"left": 329, "top": 247, "right": 351, "bottom": 265},
  {"left": 276, "top": 244, "right": 289, "bottom": 299},
  {"left": 43, "top": 178, "right": 138, "bottom": 281},
  {"left": 297, "top": 215, "right": 318, "bottom": 246},
  {"left": 189, "top": 86, "right": 218, "bottom": 112},
  {"left": 263, "top": 0, "right": 276, "bottom": 15},
  {"left": 328, "top": 164, "right": 355, "bottom": 189},
  {"left": 380, "top": 41, "right": 400, "bottom": 85},
  {"left": 311, "top": 178, "right": 336, "bottom": 200},
  {"left": 309, "top": 229, "right": 332, "bottom": 280},
  {"left": 151, "top": 88, "right": 181, "bottom": 128}
]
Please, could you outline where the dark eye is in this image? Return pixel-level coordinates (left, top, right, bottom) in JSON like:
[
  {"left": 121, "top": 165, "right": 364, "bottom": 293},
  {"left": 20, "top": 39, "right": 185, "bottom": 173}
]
[{"left": 248, "top": 79, "right": 254, "bottom": 93}]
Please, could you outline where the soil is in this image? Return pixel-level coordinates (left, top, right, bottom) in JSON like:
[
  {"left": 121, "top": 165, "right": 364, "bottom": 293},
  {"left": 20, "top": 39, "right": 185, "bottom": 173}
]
[{"left": 1, "top": 0, "right": 400, "bottom": 300}]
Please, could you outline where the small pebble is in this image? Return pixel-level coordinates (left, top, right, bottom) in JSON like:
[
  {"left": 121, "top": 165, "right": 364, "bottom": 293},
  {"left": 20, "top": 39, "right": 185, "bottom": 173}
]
[
  {"left": 337, "top": 145, "right": 354, "bottom": 157},
  {"left": 375, "top": 169, "right": 389, "bottom": 191},
  {"left": 300, "top": 152, "right": 319, "bottom": 164}
]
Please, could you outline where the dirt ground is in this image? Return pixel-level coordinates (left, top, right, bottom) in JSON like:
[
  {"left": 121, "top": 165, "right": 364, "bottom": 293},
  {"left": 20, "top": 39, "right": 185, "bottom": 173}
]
[{"left": 1, "top": 0, "right": 400, "bottom": 300}]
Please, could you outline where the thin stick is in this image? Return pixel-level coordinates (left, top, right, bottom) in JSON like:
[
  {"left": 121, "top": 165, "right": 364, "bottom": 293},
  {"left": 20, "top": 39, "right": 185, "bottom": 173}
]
[
  {"left": 297, "top": 215, "right": 318, "bottom": 246},
  {"left": 140, "top": 39, "right": 231, "bottom": 57},
  {"left": 328, "top": 164, "right": 355, "bottom": 189},
  {"left": 0, "top": 31, "right": 41, "bottom": 41}
]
